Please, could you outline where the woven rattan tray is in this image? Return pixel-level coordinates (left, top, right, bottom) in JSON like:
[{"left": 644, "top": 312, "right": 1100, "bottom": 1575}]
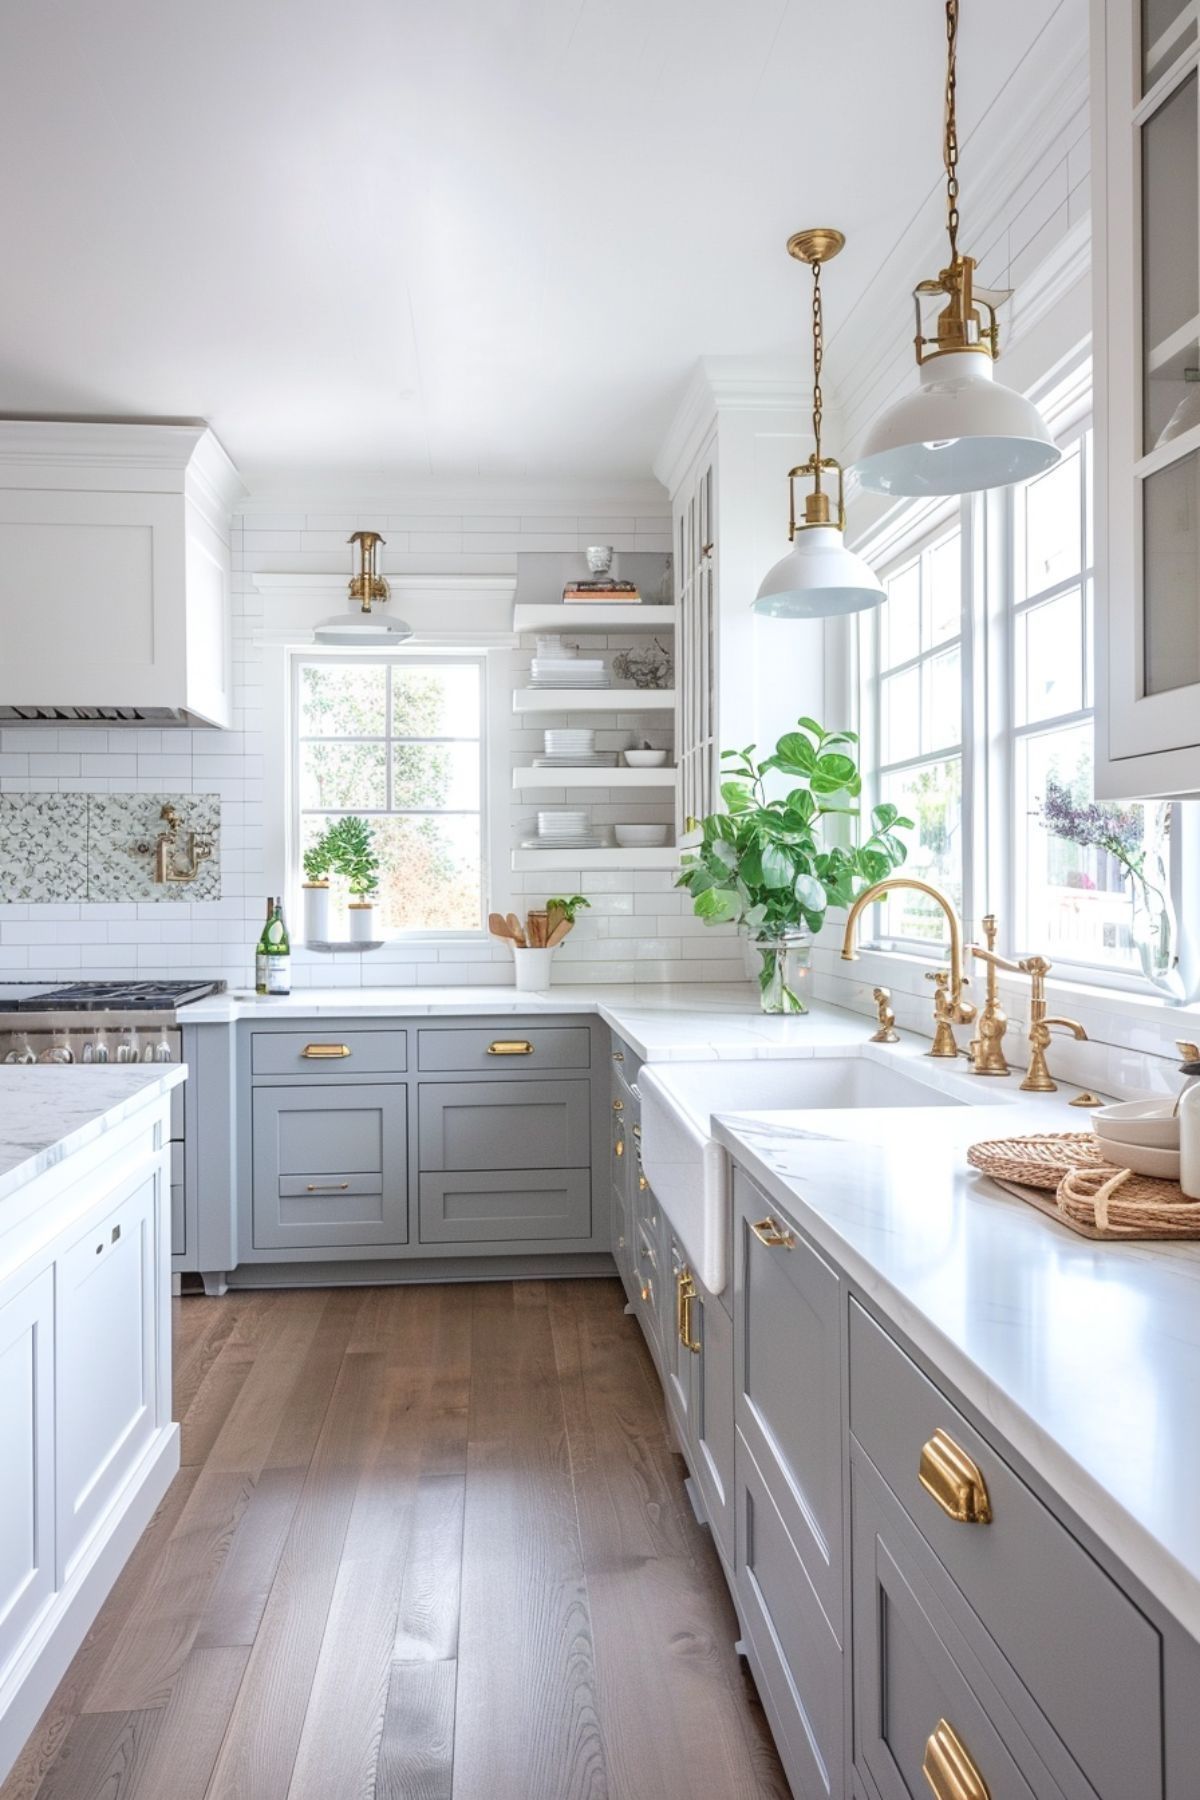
[{"left": 969, "top": 1133, "right": 1200, "bottom": 1241}]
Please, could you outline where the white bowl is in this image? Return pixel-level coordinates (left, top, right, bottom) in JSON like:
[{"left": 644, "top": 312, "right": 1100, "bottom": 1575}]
[
  {"left": 614, "top": 824, "right": 670, "bottom": 847},
  {"left": 623, "top": 749, "right": 669, "bottom": 767},
  {"left": 1092, "top": 1099, "right": 1180, "bottom": 1150},
  {"left": 1097, "top": 1136, "right": 1181, "bottom": 1180}
]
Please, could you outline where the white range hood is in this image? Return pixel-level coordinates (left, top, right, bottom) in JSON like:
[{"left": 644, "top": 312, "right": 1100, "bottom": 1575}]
[{"left": 0, "top": 421, "right": 245, "bottom": 729}]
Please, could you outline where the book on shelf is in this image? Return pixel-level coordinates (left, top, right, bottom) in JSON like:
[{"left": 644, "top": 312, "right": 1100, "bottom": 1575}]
[{"left": 562, "top": 580, "right": 642, "bottom": 603}]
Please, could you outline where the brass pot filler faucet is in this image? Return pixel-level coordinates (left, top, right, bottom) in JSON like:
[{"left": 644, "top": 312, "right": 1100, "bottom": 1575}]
[{"left": 841, "top": 877, "right": 1088, "bottom": 1093}]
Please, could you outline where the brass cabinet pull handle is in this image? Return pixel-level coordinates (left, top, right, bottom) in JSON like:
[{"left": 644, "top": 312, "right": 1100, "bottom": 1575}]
[
  {"left": 487, "top": 1040, "right": 534, "bottom": 1055},
  {"left": 612, "top": 1097, "right": 624, "bottom": 1111},
  {"left": 750, "top": 1216, "right": 795, "bottom": 1250},
  {"left": 676, "top": 1268, "right": 701, "bottom": 1354},
  {"left": 640, "top": 1283, "right": 651, "bottom": 1304},
  {"left": 303, "top": 1043, "right": 351, "bottom": 1058},
  {"left": 615, "top": 1136, "right": 625, "bottom": 1157},
  {"left": 923, "top": 1718, "right": 991, "bottom": 1800},
  {"left": 919, "top": 1428, "right": 993, "bottom": 1525},
  {"left": 632, "top": 1122, "right": 641, "bottom": 1140},
  {"left": 306, "top": 1181, "right": 351, "bottom": 1192},
  {"left": 612, "top": 1049, "right": 624, "bottom": 1062},
  {"left": 638, "top": 1172, "right": 648, "bottom": 1191}
]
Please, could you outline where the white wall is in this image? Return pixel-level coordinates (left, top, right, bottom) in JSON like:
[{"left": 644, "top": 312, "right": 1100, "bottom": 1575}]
[{"left": 0, "top": 488, "right": 739, "bottom": 990}]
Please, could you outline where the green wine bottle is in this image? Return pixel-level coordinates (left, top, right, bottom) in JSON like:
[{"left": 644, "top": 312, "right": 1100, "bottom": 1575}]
[
  {"left": 255, "top": 896, "right": 274, "bottom": 996},
  {"left": 264, "top": 900, "right": 291, "bottom": 996}
]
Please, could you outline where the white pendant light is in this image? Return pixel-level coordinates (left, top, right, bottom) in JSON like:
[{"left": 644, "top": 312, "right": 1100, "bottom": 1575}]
[
  {"left": 314, "top": 530, "right": 413, "bottom": 645},
  {"left": 753, "top": 228, "right": 885, "bottom": 620},
  {"left": 854, "top": 0, "right": 1060, "bottom": 498}
]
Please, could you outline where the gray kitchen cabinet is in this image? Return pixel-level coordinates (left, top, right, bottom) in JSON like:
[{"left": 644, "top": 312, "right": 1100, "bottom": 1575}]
[
  {"left": 418, "top": 1169, "right": 591, "bottom": 1244},
  {"left": 418, "top": 1080, "right": 590, "bottom": 1173},
  {"left": 663, "top": 1229, "right": 695, "bottom": 1441},
  {"left": 733, "top": 1166, "right": 843, "bottom": 1642},
  {"left": 737, "top": 1426, "right": 844, "bottom": 1800},
  {"left": 417, "top": 1025, "right": 589, "bottom": 1071},
  {"left": 251, "top": 1083, "right": 408, "bottom": 1250},
  {"left": 688, "top": 1268, "right": 734, "bottom": 1570},
  {"left": 250, "top": 1027, "right": 407, "bottom": 1077}
]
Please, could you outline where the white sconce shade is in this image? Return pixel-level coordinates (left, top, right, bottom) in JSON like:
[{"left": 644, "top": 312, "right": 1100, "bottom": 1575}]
[
  {"left": 313, "top": 613, "right": 414, "bottom": 645},
  {"left": 854, "top": 351, "right": 1061, "bottom": 498},
  {"left": 753, "top": 526, "right": 884, "bottom": 619}
]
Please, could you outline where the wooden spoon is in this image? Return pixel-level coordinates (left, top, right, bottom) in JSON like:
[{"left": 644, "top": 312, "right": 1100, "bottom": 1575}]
[
  {"left": 527, "top": 910, "right": 549, "bottom": 947},
  {"left": 545, "top": 917, "right": 573, "bottom": 949},
  {"left": 488, "top": 912, "right": 516, "bottom": 940},
  {"left": 506, "top": 911, "right": 528, "bottom": 948}
]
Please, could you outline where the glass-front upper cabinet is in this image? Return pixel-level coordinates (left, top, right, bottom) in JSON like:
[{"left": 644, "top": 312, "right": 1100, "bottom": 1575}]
[{"left": 1095, "top": 0, "right": 1200, "bottom": 795}]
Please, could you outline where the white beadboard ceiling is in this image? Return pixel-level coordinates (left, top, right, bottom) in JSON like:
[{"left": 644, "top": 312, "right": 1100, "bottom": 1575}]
[{"left": 0, "top": 0, "right": 1081, "bottom": 488}]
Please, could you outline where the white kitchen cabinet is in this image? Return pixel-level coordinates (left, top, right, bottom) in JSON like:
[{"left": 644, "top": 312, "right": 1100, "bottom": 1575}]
[
  {"left": 675, "top": 443, "right": 718, "bottom": 837},
  {"left": 1093, "top": 0, "right": 1200, "bottom": 795},
  {"left": 0, "top": 1267, "right": 55, "bottom": 1687},
  {"left": 0, "top": 421, "right": 244, "bottom": 728},
  {"left": 55, "top": 1169, "right": 160, "bottom": 1583}
]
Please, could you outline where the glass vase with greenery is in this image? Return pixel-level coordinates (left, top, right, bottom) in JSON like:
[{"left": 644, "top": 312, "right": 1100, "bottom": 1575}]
[{"left": 676, "top": 718, "right": 913, "bottom": 1012}]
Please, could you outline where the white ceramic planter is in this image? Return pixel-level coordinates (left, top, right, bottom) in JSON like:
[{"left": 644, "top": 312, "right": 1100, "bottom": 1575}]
[
  {"left": 512, "top": 945, "right": 556, "bottom": 991},
  {"left": 303, "top": 884, "right": 331, "bottom": 944},
  {"left": 348, "top": 901, "right": 375, "bottom": 945}
]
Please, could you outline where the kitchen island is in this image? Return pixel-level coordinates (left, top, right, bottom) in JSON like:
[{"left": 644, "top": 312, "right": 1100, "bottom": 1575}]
[{"left": 0, "top": 1065, "right": 183, "bottom": 1784}]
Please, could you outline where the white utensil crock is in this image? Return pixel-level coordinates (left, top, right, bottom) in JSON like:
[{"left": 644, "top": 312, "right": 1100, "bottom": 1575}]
[{"left": 512, "top": 946, "right": 556, "bottom": 990}]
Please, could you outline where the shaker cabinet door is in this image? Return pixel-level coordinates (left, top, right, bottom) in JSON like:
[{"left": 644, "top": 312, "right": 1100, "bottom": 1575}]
[
  {"left": 252, "top": 1083, "right": 409, "bottom": 1249},
  {"left": 0, "top": 1265, "right": 56, "bottom": 1679}
]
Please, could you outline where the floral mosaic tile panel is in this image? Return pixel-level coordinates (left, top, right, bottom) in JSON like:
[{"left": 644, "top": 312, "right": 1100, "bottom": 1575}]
[
  {"left": 0, "top": 794, "right": 88, "bottom": 901},
  {"left": 87, "top": 793, "right": 221, "bottom": 902},
  {"left": 0, "top": 793, "right": 220, "bottom": 903}
]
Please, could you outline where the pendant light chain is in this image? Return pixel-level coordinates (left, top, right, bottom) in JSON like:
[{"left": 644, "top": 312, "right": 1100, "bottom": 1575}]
[
  {"left": 811, "top": 255, "right": 825, "bottom": 489},
  {"left": 944, "top": 0, "right": 960, "bottom": 262}
]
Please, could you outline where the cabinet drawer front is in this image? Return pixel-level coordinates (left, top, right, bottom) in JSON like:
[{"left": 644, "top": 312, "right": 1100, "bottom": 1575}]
[
  {"left": 852, "top": 1467, "right": 1045, "bottom": 1800},
  {"left": 0, "top": 1265, "right": 55, "bottom": 1672},
  {"left": 849, "top": 1301, "right": 1160, "bottom": 1800},
  {"left": 734, "top": 1171, "right": 842, "bottom": 1642},
  {"left": 57, "top": 1174, "right": 158, "bottom": 1581},
  {"left": 692, "top": 1277, "right": 734, "bottom": 1572},
  {"left": 736, "top": 1430, "right": 843, "bottom": 1800},
  {"left": 417, "top": 1025, "right": 590, "bottom": 1072},
  {"left": 251, "top": 1029, "right": 407, "bottom": 1076},
  {"left": 418, "top": 1169, "right": 591, "bottom": 1244},
  {"left": 252, "top": 1085, "right": 408, "bottom": 1249},
  {"left": 418, "top": 1080, "right": 590, "bottom": 1171}
]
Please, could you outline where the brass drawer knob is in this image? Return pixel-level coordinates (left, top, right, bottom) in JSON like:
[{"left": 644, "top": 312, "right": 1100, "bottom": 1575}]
[
  {"left": 612, "top": 1097, "right": 624, "bottom": 1112},
  {"left": 922, "top": 1717, "right": 990, "bottom": 1800},
  {"left": 302, "top": 1043, "right": 351, "bottom": 1058},
  {"left": 750, "top": 1216, "right": 795, "bottom": 1250},
  {"left": 919, "top": 1428, "right": 993, "bottom": 1525},
  {"left": 487, "top": 1040, "right": 534, "bottom": 1055},
  {"left": 631, "top": 1122, "right": 641, "bottom": 1140}
]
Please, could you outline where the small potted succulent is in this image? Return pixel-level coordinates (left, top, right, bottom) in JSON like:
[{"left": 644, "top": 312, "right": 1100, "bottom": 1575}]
[
  {"left": 301, "top": 830, "right": 335, "bottom": 943},
  {"left": 326, "top": 815, "right": 381, "bottom": 944}
]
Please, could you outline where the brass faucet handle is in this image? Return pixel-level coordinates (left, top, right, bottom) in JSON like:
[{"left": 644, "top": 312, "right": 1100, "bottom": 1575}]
[
  {"left": 870, "top": 986, "right": 900, "bottom": 1043},
  {"left": 970, "top": 944, "right": 1022, "bottom": 976}
]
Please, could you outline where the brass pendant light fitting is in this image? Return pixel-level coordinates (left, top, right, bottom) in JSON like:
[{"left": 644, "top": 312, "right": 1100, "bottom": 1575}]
[{"left": 784, "top": 227, "right": 848, "bottom": 538}]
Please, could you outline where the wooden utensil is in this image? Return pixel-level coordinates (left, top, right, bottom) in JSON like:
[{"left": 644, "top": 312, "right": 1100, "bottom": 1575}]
[
  {"left": 545, "top": 918, "right": 573, "bottom": 948},
  {"left": 506, "top": 912, "right": 528, "bottom": 948},
  {"left": 488, "top": 912, "right": 517, "bottom": 940},
  {"left": 527, "top": 910, "right": 549, "bottom": 947}
]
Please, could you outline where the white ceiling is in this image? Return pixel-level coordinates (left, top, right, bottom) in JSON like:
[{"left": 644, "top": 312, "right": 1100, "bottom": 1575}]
[{"left": 0, "top": 0, "right": 1076, "bottom": 488}]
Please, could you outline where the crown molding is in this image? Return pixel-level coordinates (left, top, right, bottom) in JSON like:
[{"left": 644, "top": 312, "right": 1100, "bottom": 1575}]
[
  {"left": 653, "top": 356, "right": 810, "bottom": 495},
  {"left": 0, "top": 419, "right": 245, "bottom": 515}
]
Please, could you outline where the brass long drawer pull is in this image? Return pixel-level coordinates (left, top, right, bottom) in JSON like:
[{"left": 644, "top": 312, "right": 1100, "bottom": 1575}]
[
  {"left": 676, "top": 1268, "right": 701, "bottom": 1353},
  {"left": 923, "top": 1717, "right": 991, "bottom": 1800},
  {"left": 919, "top": 1428, "right": 993, "bottom": 1524},
  {"left": 302, "top": 1043, "right": 351, "bottom": 1059},
  {"left": 750, "top": 1216, "right": 795, "bottom": 1250},
  {"left": 306, "top": 1182, "right": 350, "bottom": 1192},
  {"left": 487, "top": 1040, "right": 534, "bottom": 1055}
]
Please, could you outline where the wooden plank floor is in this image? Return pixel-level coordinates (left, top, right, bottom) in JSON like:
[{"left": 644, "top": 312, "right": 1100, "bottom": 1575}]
[{"left": 2, "top": 1280, "right": 788, "bottom": 1800}]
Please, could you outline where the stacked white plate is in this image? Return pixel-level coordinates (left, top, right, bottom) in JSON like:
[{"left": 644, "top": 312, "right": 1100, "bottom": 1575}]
[
  {"left": 545, "top": 729, "right": 595, "bottom": 753},
  {"left": 529, "top": 655, "right": 610, "bottom": 688},
  {"left": 523, "top": 807, "right": 605, "bottom": 850},
  {"left": 532, "top": 752, "right": 618, "bottom": 768}
]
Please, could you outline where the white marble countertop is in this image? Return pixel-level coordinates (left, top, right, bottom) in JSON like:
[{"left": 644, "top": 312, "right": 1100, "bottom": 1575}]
[
  {"left": 714, "top": 1098, "right": 1200, "bottom": 1642},
  {"left": 0, "top": 1065, "right": 186, "bottom": 1206},
  {"left": 184, "top": 984, "right": 876, "bottom": 1064}
]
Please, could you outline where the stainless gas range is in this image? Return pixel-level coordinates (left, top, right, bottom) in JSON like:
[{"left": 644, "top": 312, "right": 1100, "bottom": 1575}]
[{"left": 0, "top": 981, "right": 224, "bottom": 1261}]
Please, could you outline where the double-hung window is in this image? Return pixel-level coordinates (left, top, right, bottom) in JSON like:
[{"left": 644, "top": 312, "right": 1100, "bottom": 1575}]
[
  {"left": 857, "top": 365, "right": 1170, "bottom": 991},
  {"left": 293, "top": 655, "right": 486, "bottom": 934}
]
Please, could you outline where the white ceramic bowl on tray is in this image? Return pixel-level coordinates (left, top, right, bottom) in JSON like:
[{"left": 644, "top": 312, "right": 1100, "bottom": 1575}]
[
  {"left": 1097, "top": 1136, "right": 1181, "bottom": 1180},
  {"left": 1092, "top": 1099, "right": 1180, "bottom": 1150},
  {"left": 623, "top": 749, "right": 669, "bottom": 767}
]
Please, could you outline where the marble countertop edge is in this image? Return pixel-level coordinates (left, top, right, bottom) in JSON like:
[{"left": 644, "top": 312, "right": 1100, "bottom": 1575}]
[{"left": 0, "top": 1065, "right": 186, "bottom": 1206}]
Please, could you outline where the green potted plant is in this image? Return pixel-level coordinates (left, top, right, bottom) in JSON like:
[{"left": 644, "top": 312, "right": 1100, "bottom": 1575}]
[
  {"left": 301, "top": 828, "right": 336, "bottom": 943},
  {"left": 677, "top": 717, "right": 913, "bottom": 1012},
  {"left": 327, "top": 815, "right": 381, "bottom": 945}
]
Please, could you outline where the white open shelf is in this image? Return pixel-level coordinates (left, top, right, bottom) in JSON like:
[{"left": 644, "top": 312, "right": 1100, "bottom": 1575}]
[
  {"left": 513, "top": 687, "right": 675, "bottom": 713},
  {"left": 1148, "top": 311, "right": 1200, "bottom": 377},
  {"left": 513, "top": 603, "right": 676, "bottom": 631},
  {"left": 511, "top": 846, "right": 679, "bottom": 871},
  {"left": 512, "top": 765, "right": 677, "bottom": 789}
]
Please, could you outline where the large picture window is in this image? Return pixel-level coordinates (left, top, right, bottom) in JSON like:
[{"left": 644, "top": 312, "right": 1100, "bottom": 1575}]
[{"left": 293, "top": 656, "right": 485, "bottom": 934}]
